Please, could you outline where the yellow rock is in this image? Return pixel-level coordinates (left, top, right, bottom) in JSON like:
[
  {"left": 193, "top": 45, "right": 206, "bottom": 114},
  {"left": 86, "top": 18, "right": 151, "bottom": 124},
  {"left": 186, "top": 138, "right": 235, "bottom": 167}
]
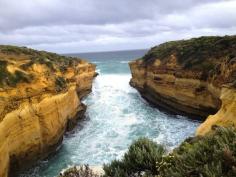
[
  {"left": 0, "top": 46, "right": 96, "bottom": 177},
  {"left": 129, "top": 60, "right": 221, "bottom": 117},
  {"left": 129, "top": 56, "right": 236, "bottom": 137},
  {"left": 197, "top": 87, "right": 236, "bottom": 135}
]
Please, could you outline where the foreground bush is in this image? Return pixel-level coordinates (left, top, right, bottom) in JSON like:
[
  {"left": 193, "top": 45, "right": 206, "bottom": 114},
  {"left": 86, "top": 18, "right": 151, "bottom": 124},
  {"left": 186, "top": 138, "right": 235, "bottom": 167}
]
[
  {"left": 158, "top": 126, "right": 236, "bottom": 177},
  {"left": 58, "top": 165, "right": 101, "bottom": 177},
  {"left": 103, "top": 138, "right": 166, "bottom": 177},
  {"left": 58, "top": 127, "right": 236, "bottom": 177},
  {"left": 103, "top": 126, "right": 236, "bottom": 177}
]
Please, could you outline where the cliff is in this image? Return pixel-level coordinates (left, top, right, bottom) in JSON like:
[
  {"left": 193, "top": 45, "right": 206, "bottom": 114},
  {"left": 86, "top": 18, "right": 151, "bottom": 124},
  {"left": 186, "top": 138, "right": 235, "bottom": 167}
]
[
  {"left": 0, "top": 45, "right": 96, "bottom": 177},
  {"left": 129, "top": 36, "right": 236, "bottom": 134}
]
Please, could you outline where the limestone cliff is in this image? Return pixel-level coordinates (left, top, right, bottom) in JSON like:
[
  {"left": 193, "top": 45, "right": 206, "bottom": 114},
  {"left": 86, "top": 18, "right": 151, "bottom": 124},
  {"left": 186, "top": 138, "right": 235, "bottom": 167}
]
[
  {"left": 129, "top": 36, "right": 236, "bottom": 135},
  {"left": 0, "top": 45, "right": 96, "bottom": 177}
]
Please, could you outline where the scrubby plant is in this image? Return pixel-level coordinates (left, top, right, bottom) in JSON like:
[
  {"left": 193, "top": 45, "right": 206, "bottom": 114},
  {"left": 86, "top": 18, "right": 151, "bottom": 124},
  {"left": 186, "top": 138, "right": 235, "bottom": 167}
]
[
  {"left": 157, "top": 126, "right": 236, "bottom": 177},
  {"left": 0, "top": 60, "right": 9, "bottom": 86},
  {"left": 103, "top": 127, "right": 236, "bottom": 177},
  {"left": 37, "top": 57, "right": 55, "bottom": 70},
  {"left": 103, "top": 138, "right": 166, "bottom": 177},
  {"left": 13, "top": 70, "right": 32, "bottom": 83},
  {"left": 55, "top": 76, "right": 67, "bottom": 92},
  {"left": 0, "top": 45, "right": 82, "bottom": 70},
  {"left": 60, "top": 65, "right": 68, "bottom": 73},
  {"left": 20, "top": 60, "right": 35, "bottom": 70},
  {"left": 0, "top": 45, "right": 22, "bottom": 55},
  {"left": 233, "top": 80, "right": 236, "bottom": 88},
  {"left": 58, "top": 165, "right": 101, "bottom": 177},
  {"left": 0, "top": 60, "right": 32, "bottom": 87},
  {"left": 142, "top": 35, "right": 236, "bottom": 73},
  {"left": 6, "top": 70, "right": 32, "bottom": 87}
]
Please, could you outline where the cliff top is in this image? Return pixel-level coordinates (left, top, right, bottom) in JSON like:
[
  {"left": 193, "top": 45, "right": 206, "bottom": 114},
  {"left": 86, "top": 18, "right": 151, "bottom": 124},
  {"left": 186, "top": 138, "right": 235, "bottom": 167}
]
[
  {"left": 143, "top": 35, "right": 236, "bottom": 66},
  {"left": 0, "top": 45, "right": 95, "bottom": 120},
  {"left": 0, "top": 45, "right": 89, "bottom": 89},
  {"left": 136, "top": 35, "right": 236, "bottom": 87}
]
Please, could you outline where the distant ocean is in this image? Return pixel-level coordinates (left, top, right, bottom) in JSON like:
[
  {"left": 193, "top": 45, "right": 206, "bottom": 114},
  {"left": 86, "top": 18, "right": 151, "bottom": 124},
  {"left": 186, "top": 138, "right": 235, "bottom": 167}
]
[
  {"left": 20, "top": 49, "right": 200, "bottom": 177},
  {"left": 67, "top": 49, "right": 148, "bottom": 74}
]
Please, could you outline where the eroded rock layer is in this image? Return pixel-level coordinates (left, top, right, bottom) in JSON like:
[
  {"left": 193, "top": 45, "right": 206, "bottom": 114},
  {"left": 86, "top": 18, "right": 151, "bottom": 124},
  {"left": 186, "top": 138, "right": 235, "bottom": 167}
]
[
  {"left": 0, "top": 46, "right": 96, "bottom": 177},
  {"left": 129, "top": 36, "right": 236, "bottom": 135}
]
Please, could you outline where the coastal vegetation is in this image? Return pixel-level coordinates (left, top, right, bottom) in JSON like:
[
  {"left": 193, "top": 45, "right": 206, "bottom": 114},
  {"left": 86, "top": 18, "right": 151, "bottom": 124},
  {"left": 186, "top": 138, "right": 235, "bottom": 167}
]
[
  {"left": 143, "top": 35, "right": 236, "bottom": 69},
  {"left": 0, "top": 45, "right": 77, "bottom": 65},
  {"left": 103, "top": 126, "right": 236, "bottom": 177},
  {"left": 55, "top": 76, "right": 68, "bottom": 92},
  {"left": 0, "top": 45, "right": 83, "bottom": 89},
  {"left": 103, "top": 138, "right": 165, "bottom": 177},
  {"left": 142, "top": 35, "right": 236, "bottom": 85},
  {"left": 60, "top": 126, "right": 236, "bottom": 177},
  {"left": 59, "top": 165, "right": 100, "bottom": 177},
  {"left": 0, "top": 60, "right": 32, "bottom": 87}
]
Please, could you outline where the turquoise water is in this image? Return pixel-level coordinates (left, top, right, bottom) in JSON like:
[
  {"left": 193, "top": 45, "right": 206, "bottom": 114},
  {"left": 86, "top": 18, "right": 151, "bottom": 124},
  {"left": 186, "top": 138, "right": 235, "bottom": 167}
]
[{"left": 20, "top": 50, "right": 200, "bottom": 177}]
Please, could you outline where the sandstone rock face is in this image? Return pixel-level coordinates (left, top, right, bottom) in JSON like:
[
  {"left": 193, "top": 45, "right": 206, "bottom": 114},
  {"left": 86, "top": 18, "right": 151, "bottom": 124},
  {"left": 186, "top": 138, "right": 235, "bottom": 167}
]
[
  {"left": 129, "top": 60, "right": 222, "bottom": 118},
  {"left": 0, "top": 46, "right": 96, "bottom": 177},
  {"left": 196, "top": 87, "right": 236, "bottom": 135},
  {"left": 129, "top": 36, "right": 236, "bottom": 136}
]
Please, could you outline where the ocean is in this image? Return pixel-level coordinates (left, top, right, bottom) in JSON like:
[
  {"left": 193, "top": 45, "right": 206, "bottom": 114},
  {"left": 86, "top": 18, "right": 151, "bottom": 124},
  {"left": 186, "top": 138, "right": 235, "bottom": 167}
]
[{"left": 19, "top": 49, "right": 200, "bottom": 177}]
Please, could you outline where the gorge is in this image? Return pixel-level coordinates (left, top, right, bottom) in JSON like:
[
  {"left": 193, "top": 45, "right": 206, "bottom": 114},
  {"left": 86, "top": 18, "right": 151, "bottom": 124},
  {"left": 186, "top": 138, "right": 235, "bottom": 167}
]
[
  {"left": 0, "top": 35, "right": 236, "bottom": 177},
  {"left": 18, "top": 50, "right": 199, "bottom": 177}
]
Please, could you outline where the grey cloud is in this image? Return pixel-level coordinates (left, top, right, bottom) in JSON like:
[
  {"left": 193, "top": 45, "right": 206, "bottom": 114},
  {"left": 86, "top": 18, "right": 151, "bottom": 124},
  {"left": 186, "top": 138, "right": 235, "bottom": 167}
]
[
  {"left": 0, "top": 0, "right": 235, "bottom": 53},
  {"left": 0, "top": 0, "right": 223, "bottom": 31}
]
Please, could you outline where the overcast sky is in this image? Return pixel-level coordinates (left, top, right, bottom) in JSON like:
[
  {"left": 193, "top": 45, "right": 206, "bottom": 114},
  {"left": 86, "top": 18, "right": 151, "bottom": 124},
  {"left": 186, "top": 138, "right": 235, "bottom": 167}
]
[{"left": 0, "top": 0, "right": 236, "bottom": 53}]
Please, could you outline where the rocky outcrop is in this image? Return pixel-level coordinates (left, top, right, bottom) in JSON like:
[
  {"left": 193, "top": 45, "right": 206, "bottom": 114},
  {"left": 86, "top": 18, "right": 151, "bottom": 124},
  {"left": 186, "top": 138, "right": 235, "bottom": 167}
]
[
  {"left": 0, "top": 46, "right": 96, "bottom": 177},
  {"left": 129, "top": 36, "right": 236, "bottom": 134},
  {"left": 196, "top": 87, "right": 236, "bottom": 135},
  {"left": 129, "top": 60, "right": 222, "bottom": 118}
]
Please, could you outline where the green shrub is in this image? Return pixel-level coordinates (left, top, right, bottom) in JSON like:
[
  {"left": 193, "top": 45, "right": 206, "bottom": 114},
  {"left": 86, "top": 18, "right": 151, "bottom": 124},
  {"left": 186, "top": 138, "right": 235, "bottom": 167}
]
[
  {"left": 58, "top": 165, "right": 101, "bottom": 177},
  {"left": 20, "top": 60, "right": 34, "bottom": 70},
  {"left": 142, "top": 35, "right": 236, "bottom": 72},
  {"left": 0, "top": 45, "right": 83, "bottom": 74},
  {"left": 0, "top": 60, "right": 9, "bottom": 86},
  {"left": 0, "top": 45, "right": 37, "bottom": 56},
  {"left": 37, "top": 57, "right": 55, "bottom": 70},
  {"left": 60, "top": 65, "right": 68, "bottom": 73},
  {"left": 55, "top": 76, "right": 67, "bottom": 92},
  {"left": 14, "top": 70, "right": 32, "bottom": 82},
  {"left": 1, "top": 46, "right": 22, "bottom": 55},
  {"left": 103, "top": 127, "right": 236, "bottom": 177},
  {"left": 158, "top": 126, "right": 236, "bottom": 177},
  {"left": 233, "top": 80, "right": 236, "bottom": 88},
  {"left": 103, "top": 138, "right": 166, "bottom": 177},
  {"left": 6, "top": 70, "right": 32, "bottom": 86},
  {"left": 0, "top": 60, "right": 32, "bottom": 87}
]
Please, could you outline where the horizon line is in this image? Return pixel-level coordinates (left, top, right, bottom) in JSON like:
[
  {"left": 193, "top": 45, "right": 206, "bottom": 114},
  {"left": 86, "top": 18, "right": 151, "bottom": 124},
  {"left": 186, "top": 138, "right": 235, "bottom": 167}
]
[{"left": 62, "top": 48, "right": 148, "bottom": 55}]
